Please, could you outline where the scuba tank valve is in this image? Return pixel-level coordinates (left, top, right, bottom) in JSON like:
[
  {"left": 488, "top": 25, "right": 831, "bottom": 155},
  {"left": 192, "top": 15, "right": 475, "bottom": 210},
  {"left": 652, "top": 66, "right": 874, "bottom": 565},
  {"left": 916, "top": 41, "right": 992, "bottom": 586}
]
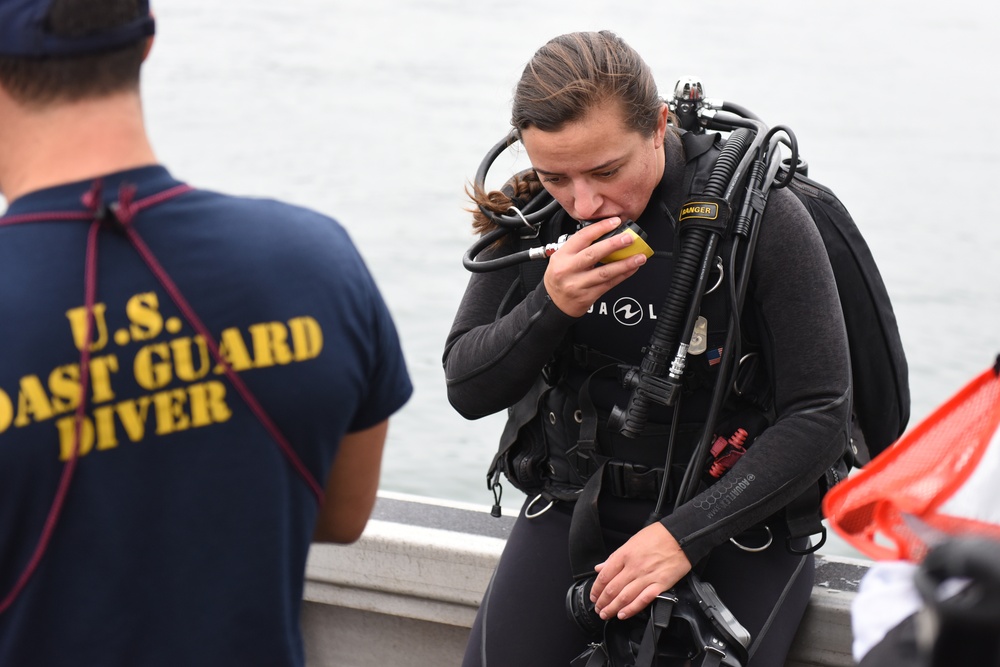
[{"left": 671, "top": 76, "right": 706, "bottom": 133}]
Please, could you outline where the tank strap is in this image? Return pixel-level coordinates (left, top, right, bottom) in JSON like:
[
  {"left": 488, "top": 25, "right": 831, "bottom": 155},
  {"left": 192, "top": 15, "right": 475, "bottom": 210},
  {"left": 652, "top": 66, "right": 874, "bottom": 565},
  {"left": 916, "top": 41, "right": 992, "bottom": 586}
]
[
  {"left": 568, "top": 460, "right": 611, "bottom": 579},
  {"left": 567, "top": 362, "right": 617, "bottom": 477}
]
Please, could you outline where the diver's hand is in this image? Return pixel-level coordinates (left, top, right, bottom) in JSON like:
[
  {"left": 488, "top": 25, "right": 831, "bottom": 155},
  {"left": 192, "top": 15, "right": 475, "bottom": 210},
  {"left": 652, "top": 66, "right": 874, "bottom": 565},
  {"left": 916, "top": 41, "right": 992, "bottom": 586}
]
[
  {"left": 543, "top": 217, "right": 647, "bottom": 318},
  {"left": 590, "top": 522, "right": 692, "bottom": 621}
]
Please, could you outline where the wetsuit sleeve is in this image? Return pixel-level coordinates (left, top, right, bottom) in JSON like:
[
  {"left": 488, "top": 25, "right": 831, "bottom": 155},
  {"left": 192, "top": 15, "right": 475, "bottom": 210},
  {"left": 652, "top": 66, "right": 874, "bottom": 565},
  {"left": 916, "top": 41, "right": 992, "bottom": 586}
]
[
  {"left": 443, "top": 240, "right": 576, "bottom": 419},
  {"left": 661, "top": 187, "right": 852, "bottom": 565}
]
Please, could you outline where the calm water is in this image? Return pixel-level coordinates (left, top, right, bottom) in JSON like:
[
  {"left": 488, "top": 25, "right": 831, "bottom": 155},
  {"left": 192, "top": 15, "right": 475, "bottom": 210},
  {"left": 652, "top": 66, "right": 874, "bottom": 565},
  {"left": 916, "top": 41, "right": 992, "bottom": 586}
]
[{"left": 8, "top": 1, "right": 1000, "bottom": 555}]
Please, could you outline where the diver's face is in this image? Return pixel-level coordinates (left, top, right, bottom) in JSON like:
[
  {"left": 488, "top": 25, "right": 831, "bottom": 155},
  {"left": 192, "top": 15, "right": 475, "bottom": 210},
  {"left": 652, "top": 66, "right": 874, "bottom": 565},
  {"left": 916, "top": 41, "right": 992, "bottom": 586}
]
[{"left": 520, "top": 101, "right": 667, "bottom": 224}]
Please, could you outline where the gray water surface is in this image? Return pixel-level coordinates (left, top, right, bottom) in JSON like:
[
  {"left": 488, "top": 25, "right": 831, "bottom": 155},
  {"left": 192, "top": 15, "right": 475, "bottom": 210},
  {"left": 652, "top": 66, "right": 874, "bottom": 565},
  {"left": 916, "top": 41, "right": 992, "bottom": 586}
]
[{"left": 13, "top": 1, "right": 1000, "bottom": 555}]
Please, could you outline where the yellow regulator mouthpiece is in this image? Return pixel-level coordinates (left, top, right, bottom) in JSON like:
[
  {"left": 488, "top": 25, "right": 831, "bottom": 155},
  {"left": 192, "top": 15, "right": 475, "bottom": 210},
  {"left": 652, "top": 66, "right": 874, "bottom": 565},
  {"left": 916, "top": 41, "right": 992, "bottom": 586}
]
[{"left": 598, "top": 220, "right": 654, "bottom": 264}]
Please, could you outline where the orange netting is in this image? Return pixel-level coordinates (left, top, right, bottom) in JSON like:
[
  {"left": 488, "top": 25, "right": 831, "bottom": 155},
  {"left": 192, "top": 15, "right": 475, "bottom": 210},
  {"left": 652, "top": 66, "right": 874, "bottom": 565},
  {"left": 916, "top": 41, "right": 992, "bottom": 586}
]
[{"left": 824, "top": 360, "right": 1000, "bottom": 562}]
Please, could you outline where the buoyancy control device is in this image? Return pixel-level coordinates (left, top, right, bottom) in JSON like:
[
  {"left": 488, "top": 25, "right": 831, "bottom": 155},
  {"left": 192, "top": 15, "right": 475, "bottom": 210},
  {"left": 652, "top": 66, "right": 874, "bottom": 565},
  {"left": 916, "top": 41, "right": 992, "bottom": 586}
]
[
  {"left": 464, "top": 75, "right": 911, "bottom": 667},
  {"left": 467, "top": 76, "right": 909, "bottom": 510}
]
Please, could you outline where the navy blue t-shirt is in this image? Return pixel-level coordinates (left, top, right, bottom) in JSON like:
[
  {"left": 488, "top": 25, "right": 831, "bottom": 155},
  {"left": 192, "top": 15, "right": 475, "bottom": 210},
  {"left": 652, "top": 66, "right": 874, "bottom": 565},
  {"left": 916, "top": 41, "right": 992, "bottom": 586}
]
[{"left": 0, "top": 166, "right": 412, "bottom": 666}]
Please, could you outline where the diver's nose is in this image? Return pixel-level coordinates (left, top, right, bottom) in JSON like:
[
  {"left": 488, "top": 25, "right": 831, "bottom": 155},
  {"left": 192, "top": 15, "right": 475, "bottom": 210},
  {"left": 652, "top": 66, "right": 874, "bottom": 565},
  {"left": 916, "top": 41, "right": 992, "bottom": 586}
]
[{"left": 571, "top": 181, "right": 604, "bottom": 220}]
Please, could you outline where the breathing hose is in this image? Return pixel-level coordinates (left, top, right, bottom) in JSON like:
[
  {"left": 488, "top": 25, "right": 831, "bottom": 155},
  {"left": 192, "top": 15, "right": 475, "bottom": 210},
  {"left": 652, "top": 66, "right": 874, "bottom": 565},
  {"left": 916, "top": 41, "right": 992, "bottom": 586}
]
[
  {"left": 672, "top": 126, "right": 797, "bottom": 509},
  {"left": 608, "top": 127, "right": 758, "bottom": 439},
  {"left": 463, "top": 131, "right": 562, "bottom": 273}
]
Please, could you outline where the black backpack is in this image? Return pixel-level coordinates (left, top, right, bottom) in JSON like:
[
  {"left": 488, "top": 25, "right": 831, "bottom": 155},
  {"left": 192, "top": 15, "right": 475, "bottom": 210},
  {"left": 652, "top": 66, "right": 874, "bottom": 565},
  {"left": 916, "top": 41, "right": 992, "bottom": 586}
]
[
  {"left": 672, "top": 134, "right": 912, "bottom": 548},
  {"left": 780, "top": 164, "right": 910, "bottom": 464},
  {"left": 675, "top": 128, "right": 909, "bottom": 468}
]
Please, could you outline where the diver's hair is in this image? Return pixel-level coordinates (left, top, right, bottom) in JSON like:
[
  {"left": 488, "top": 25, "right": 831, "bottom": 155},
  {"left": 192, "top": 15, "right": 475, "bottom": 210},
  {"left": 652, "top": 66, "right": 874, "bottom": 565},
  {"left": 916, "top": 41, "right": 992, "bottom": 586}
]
[
  {"left": 0, "top": 0, "right": 146, "bottom": 107},
  {"left": 467, "top": 31, "right": 663, "bottom": 238},
  {"left": 466, "top": 170, "right": 545, "bottom": 238},
  {"left": 511, "top": 30, "right": 662, "bottom": 135}
]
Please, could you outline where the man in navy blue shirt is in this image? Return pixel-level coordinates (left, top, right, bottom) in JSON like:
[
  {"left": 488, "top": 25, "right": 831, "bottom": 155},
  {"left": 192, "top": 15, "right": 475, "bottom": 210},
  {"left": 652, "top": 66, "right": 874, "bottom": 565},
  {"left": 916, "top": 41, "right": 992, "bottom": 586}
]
[{"left": 0, "top": 1, "right": 413, "bottom": 665}]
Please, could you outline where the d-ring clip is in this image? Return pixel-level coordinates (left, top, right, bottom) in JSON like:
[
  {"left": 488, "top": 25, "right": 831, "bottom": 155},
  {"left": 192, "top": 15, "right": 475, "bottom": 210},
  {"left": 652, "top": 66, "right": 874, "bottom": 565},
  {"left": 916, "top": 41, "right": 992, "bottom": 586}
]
[
  {"left": 730, "top": 525, "right": 773, "bottom": 552},
  {"left": 705, "top": 256, "right": 724, "bottom": 295},
  {"left": 525, "top": 494, "right": 555, "bottom": 519},
  {"left": 507, "top": 206, "right": 536, "bottom": 232},
  {"left": 733, "top": 352, "right": 760, "bottom": 397}
]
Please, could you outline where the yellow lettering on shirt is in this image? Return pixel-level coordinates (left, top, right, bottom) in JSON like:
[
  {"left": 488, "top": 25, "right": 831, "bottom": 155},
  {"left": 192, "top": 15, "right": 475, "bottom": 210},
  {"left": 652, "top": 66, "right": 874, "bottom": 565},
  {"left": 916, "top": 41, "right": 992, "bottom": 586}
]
[
  {"left": 54, "top": 381, "right": 232, "bottom": 460},
  {"left": 289, "top": 316, "right": 323, "bottom": 361},
  {"left": 15, "top": 303, "right": 322, "bottom": 462},
  {"left": 188, "top": 381, "right": 231, "bottom": 427},
  {"left": 216, "top": 327, "right": 253, "bottom": 372},
  {"left": 170, "top": 335, "right": 211, "bottom": 383},
  {"left": 125, "top": 292, "right": 164, "bottom": 342},
  {"left": 134, "top": 343, "right": 172, "bottom": 390},
  {"left": 14, "top": 375, "right": 54, "bottom": 427},
  {"left": 0, "top": 388, "right": 12, "bottom": 434},
  {"left": 65, "top": 302, "right": 109, "bottom": 352},
  {"left": 248, "top": 322, "right": 294, "bottom": 368}
]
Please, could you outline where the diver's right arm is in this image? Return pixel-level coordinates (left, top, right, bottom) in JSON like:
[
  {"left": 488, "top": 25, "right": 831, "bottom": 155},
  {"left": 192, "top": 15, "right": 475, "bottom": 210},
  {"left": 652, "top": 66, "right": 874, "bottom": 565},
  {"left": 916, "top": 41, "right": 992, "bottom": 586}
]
[
  {"left": 443, "top": 253, "right": 575, "bottom": 418},
  {"left": 444, "top": 218, "right": 645, "bottom": 418}
]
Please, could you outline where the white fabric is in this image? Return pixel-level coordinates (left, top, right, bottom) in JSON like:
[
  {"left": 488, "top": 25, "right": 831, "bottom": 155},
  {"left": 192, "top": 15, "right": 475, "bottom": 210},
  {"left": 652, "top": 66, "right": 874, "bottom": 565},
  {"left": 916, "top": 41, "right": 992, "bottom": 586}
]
[
  {"left": 939, "top": 424, "right": 1000, "bottom": 524},
  {"left": 851, "top": 407, "right": 1000, "bottom": 663},
  {"left": 851, "top": 561, "right": 922, "bottom": 662}
]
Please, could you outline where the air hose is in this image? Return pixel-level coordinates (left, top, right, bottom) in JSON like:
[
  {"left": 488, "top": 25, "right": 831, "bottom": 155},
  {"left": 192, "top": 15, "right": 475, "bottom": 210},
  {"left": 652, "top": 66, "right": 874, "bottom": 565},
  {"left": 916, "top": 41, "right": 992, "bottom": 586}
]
[
  {"left": 608, "top": 128, "right": 756, "bottom": 438},
  {"left": 672, "top": 125, "right": 796, "bottom": 509},
  {"left": 463, "top": 131, "right": 561, "bottom": 273}
]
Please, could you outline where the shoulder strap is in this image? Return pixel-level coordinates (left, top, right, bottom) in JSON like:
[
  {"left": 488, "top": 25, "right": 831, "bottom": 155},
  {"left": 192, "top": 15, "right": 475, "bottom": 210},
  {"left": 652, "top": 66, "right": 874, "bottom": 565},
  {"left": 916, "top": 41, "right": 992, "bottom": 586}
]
[{"left": 680, "top": 130, "right": 724, "bottom": 196}]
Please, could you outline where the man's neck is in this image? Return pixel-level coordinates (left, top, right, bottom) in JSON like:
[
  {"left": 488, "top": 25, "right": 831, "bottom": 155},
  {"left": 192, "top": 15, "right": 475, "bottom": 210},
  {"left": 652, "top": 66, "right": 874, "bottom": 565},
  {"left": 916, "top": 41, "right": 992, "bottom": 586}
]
[{"left": 0, "top": 90, "right": 158, "bottom": 204}]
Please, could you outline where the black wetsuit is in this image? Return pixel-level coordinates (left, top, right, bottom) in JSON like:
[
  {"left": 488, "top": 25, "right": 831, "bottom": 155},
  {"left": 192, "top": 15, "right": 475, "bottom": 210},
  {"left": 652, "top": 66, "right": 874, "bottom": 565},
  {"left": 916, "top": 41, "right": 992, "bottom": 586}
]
[{"left": 444, "top": 130, "right": 851, "bottom": 666}]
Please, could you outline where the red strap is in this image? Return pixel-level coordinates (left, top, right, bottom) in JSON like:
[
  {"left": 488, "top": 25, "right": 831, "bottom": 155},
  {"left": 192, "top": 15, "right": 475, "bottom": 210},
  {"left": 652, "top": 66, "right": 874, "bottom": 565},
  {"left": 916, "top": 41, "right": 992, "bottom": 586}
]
[
  {"left": 0, "top": 180, "right": 323, "bottom": 615},
  {"left": 121, "top": 207, "right": 325, "bottom": 501},
  {"left": 0, "top": 218, "right": 100, "bottom": 615}
]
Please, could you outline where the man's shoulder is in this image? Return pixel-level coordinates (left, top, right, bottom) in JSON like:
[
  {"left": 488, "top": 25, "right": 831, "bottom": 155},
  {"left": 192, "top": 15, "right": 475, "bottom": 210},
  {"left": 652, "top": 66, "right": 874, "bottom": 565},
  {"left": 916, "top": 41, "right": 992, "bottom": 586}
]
[
  {"left": 185, "top": 189, "right": 340, "bottom": 228},
  {"left": 171, "top": 189, "right": 357, "bottom": 253}
]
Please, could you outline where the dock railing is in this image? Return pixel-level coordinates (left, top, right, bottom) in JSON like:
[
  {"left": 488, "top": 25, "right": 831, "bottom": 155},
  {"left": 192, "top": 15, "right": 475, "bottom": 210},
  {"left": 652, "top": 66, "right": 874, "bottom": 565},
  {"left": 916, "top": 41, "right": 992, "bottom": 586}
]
[{"left": 303, "top": 492, "right": 868, "bottom": 667}]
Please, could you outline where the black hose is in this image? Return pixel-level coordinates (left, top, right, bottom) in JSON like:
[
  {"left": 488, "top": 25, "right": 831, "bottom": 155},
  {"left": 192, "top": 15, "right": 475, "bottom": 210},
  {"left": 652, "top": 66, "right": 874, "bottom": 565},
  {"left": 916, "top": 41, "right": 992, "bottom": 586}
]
[
  {"left": 473, "top": 130, "right": 560, "bottom": 230},
  {"left": 719, "top": 101, "right": 762, "bottom": 121},
  {"left": 463, "top": 130, "right": 565, "bottom": 272},
  {"left": 610, "top": 129, "right": 755, "bottom": 438},
  {"left": 674, "top": 138, "right": 777, "bottom": 507},
  {"left": 462, "top": 226, "right": 531, "bottom": 273}
]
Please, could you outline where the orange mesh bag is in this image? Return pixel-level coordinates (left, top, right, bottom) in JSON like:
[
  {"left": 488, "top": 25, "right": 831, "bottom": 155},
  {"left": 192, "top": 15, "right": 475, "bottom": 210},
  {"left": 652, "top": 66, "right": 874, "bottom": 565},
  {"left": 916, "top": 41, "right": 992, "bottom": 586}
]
[{"left": 824, "top": 357, "right": 1000, "bottom": 562}]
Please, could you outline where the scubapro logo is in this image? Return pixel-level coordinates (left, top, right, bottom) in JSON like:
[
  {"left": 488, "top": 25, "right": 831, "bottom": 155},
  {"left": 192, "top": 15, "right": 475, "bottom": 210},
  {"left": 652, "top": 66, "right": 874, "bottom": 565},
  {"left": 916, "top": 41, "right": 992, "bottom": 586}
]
[{"left": 613, "top": 297, "right": 643, "bottom": 326}]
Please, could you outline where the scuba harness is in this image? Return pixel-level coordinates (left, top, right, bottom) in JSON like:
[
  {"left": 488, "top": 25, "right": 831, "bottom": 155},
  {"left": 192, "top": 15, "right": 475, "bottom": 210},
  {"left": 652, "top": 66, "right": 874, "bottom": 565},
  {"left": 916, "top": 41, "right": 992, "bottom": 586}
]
[
  {"left": 465, "top": 75, "right": 908, "bottom": 667},
  {"left": 471, "top": 79, "right": 806, "bottom": 525},
  {"left": 470, "top": 74, "right": 909, "bottom": 534},
  {"left": 466, "top": 79, "right": 795, "bottom": 667}
]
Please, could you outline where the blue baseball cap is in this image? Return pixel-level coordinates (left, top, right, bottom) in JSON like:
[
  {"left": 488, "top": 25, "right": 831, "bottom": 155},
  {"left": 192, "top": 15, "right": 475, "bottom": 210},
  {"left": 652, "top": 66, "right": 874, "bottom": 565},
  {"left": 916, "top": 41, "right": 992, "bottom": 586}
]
[{"left": 0, "top": 0, "right": 155, "bottom": 57}]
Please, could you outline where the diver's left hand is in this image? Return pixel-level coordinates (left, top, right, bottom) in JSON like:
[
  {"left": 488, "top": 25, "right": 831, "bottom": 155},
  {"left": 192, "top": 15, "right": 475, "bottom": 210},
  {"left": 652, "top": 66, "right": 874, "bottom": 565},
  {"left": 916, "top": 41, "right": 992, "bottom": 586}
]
[{"left": 590, "top": 522, "right": 693, "bottom": 621}]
